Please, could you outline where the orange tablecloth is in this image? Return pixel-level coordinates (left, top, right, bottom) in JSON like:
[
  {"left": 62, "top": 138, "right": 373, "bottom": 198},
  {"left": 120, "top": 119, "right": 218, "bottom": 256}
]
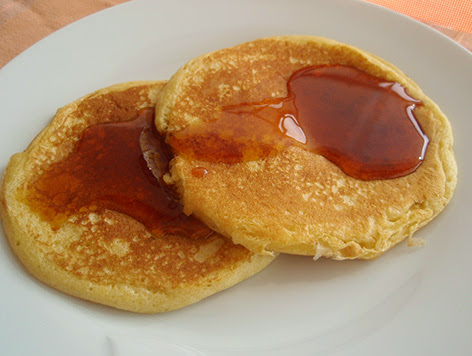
[
  {"left": 0, "top": 0, "right": 129, "bottom": 68},
  {"left": 0, "top": 0, "right": 471, "bottom": 68},
  {"left": 365, "top": 0, "right": 472, "bottom": 34}
]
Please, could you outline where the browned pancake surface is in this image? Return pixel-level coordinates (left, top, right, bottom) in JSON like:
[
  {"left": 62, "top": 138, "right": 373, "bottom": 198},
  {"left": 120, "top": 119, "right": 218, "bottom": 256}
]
[
  {"left": 156, "top": 36, "right": 457, "bottom": 259},
  {"left": 0, "top": 82, "right": 275, "bottom": 313}
]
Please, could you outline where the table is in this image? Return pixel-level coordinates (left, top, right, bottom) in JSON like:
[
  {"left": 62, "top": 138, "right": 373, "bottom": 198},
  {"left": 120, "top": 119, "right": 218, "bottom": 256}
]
[{"left": 1, "top": 0, "right": 470, "bottom": 68}]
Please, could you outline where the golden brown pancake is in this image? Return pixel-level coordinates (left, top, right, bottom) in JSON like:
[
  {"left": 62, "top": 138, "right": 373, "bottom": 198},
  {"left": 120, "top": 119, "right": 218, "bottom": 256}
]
[
  {"left": 0, "top": 81, "right": 275, "bottom": 313},
  {"left": 155, "top": 35, "right": 457, "bottom": 259}
]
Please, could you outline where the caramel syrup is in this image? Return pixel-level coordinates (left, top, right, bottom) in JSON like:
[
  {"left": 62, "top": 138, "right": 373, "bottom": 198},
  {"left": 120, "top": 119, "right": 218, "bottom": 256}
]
[
  {"left": 169, "top": 65, "right": 429, "bottom": 180},
  {"left": 24, "top": 108, "right": 213, "bottom": 239},
  {"left": 191, "top": 167, "right": 209, "bottom": 178}
]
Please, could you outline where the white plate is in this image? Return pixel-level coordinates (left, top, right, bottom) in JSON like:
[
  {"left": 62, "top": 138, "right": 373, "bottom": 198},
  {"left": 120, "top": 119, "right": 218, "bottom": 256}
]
[{"left": 1, "top": 0, "right": 471, "bottom": 355}]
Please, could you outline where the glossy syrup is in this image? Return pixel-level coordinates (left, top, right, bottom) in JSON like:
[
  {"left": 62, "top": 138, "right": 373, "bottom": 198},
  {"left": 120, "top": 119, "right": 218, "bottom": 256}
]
[
  {"left": 169, "top": 65, "right": 429, "bottom": 180},
  {"left": 25, "top": 108, "right": 213, "bottom": 239}
]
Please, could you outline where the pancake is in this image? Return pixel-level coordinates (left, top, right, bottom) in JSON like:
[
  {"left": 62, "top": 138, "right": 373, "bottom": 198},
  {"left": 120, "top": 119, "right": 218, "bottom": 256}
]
[
  {"left": 155, "top": 35, "right": 457, "bottom": 259},
  {"left": 0, "top": 81, "right": 275, "bottom": 313}
]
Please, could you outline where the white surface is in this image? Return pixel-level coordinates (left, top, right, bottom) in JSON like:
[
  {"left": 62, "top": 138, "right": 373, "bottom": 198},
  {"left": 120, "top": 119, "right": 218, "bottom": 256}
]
[{"left": 1, "top": 0, "right": 471, "bottom": 355}]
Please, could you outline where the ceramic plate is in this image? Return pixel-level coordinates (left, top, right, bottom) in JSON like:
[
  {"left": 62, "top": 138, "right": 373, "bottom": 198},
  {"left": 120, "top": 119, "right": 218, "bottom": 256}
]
[{"left": 1, "top": 0, "right": 471, "bottom": 354}]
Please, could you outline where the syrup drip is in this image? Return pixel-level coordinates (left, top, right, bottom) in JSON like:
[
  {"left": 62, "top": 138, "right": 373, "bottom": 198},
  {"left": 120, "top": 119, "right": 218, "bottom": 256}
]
[{"left": 191, "top": 167, "right": 209, "bottom": 178}]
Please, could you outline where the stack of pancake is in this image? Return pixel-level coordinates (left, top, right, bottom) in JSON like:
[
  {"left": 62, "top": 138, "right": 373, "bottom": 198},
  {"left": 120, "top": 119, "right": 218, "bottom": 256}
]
[{"left": 0, "top": 36, "right": 457, "bottom": 313}]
